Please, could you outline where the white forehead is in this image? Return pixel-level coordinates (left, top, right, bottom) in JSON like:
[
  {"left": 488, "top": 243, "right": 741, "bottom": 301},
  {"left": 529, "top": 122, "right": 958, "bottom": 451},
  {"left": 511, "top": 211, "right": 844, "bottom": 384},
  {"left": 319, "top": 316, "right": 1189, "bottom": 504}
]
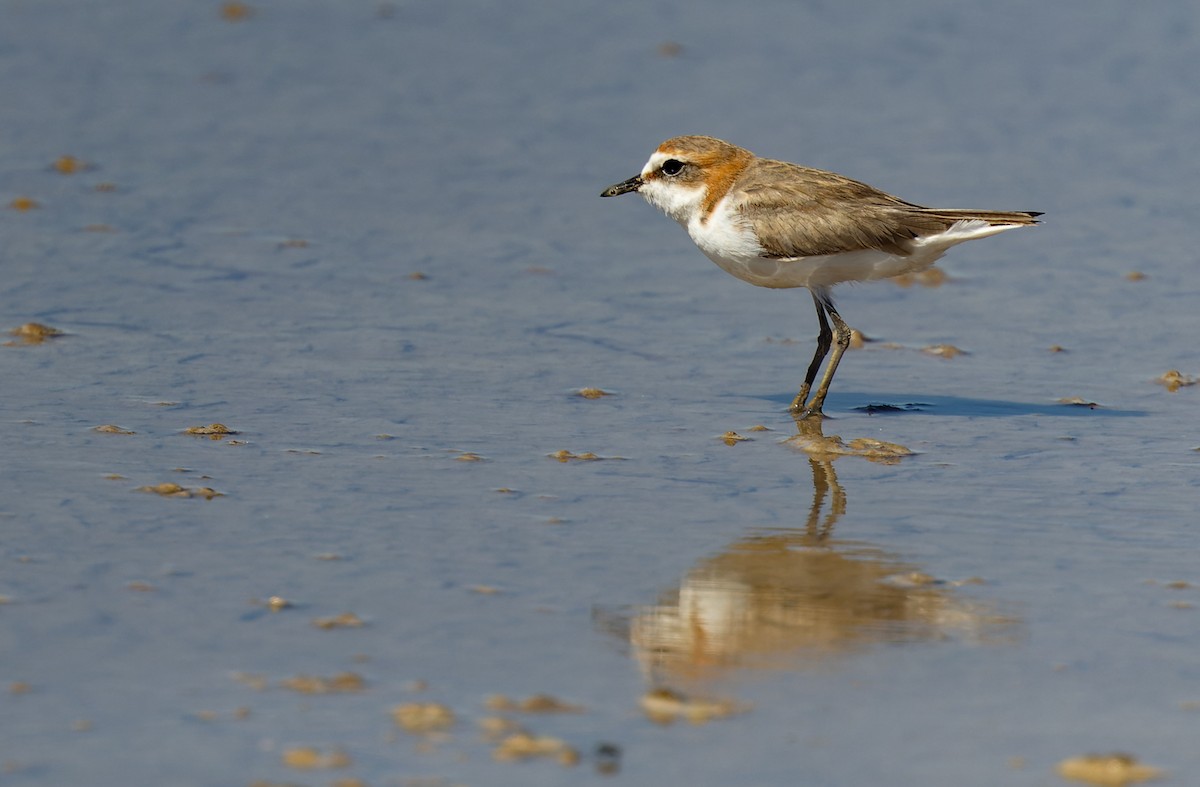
[{"left": 640, "top": 150, "right": 677, "bottom": 177}]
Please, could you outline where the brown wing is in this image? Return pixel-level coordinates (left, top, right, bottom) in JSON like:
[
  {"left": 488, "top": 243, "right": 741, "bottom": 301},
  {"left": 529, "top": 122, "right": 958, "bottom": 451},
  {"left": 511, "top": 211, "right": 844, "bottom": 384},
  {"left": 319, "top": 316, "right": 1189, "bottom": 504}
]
[{"left": 731, "top": 159, "right": 960, "bottom": 259}]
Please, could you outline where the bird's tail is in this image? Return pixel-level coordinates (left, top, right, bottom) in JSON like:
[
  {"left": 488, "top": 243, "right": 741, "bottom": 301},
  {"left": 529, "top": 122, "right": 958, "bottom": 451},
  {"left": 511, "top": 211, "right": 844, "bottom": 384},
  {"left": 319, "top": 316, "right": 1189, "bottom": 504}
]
[{"left": 920, "top": 208, "right": 1042, "bottom": 226}]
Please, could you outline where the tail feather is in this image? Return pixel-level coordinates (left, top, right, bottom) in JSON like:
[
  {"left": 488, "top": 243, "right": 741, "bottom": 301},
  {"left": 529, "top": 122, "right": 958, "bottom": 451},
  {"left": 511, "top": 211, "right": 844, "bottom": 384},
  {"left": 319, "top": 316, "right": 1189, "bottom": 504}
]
[{"left": 920, "top": 208, "right": 1042, "bottom": 226}]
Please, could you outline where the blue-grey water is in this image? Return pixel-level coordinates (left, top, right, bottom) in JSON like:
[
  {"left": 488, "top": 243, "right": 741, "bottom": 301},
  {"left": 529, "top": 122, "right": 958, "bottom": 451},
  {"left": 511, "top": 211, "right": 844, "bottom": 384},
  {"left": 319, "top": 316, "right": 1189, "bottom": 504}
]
[{"left": 3, "top": 2, "right": 1199, "bottom": 785}]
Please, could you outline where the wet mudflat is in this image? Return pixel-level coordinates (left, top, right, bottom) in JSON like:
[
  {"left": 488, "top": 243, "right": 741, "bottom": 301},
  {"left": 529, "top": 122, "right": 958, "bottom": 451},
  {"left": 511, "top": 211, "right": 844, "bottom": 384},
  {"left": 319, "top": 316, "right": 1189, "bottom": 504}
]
[{"left": 2, "top": 2, "right": 1199, "bottom": 785}]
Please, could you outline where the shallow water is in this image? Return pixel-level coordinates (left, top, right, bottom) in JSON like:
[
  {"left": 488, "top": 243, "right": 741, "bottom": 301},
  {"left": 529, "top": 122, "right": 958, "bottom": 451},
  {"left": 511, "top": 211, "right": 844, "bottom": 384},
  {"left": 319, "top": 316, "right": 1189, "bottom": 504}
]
[{"left": 2, "top": 2, "right": 1199, "bottom": 785}]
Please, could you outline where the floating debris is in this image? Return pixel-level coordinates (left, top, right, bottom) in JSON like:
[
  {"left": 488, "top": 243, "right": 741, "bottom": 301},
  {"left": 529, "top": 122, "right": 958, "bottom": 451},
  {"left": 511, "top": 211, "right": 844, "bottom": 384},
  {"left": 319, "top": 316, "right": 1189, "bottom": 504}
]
[
  {"left": 747, "top": 424, "right": 771, "bottom": 432},
  {"left": 577, "top": 387, "right": 613, "bottom": 399},
  {"left": 393, "top": 702, "right": 455, "bottom": 733},
  {"left": 280, "top": 672, "right": 365, "bottom": 694},
  {"left": 312, "top": 612, "right": 364, "bottom": 630},
  {"left": 265, "top": 595, "right": 291, "bottom": 611},
  {"left": 6, "top": 323, "right": 63, "bottom": 345},
  {"left": 93, "top": 424, "right": 135, "bottom": 435},
  {"left": 1057, "top": 397, "right": 1101, "bottom": 409},
  {"left": 52, "top": 155, "right": 89, "bottom": 174},
  {"left": 184, "top": 423, "right": 238, "bottom": 439},
  {"left": 1049, "top": 345, "right": 1068, "bottom": 353},
  {"left": 1056, "top": 752, "right": 1163, "bottom": 785},
  {"left": 220, "top": 2, "right": 255, "bottom": 22},
  {"left": 787, "top": 431, "right": 913, "bottom": 463},
  {"left": 657, "top": 41, "right": 683, "bottom": 58},
  {"left": 469, "top": 585, "right": 502, "bottom": 595},
  {"left": 640, "top": 688, "right": 748, "bottom": 725},
  {"left": 7, "top": 197, "right": 39, "bottom": 211},
  {"left": 484, "top": 694, "right": 583, "bottom": 714},
  {"left": 1156, "top": 370, "right": 1196, "bottom": 392},
  {"left": 549, "top": 450, "right": 613, "bottom": 462},
  {"left": 721, "top": 431, "right": 750, "bottom": 446},
  {"left": 454, "top": 452, "right": 484, "bottom": 462},
  {"left": 408, "top": 271, "right": 428, "bottom": 280},
  {"left": 136, "top": 483, "right": 223, "bottom": 500},
  {"left": 280, "top": 746, "right": 351, "bottom": 770},
  {"left": 492, "top": 732, "right": 579, "bottom": 765},
  {"left": 922, "top": 344, "right": 966, "bottom": 358},
  {"left": 1124, "top": 271, "right": 1147, "bottom": 282}
]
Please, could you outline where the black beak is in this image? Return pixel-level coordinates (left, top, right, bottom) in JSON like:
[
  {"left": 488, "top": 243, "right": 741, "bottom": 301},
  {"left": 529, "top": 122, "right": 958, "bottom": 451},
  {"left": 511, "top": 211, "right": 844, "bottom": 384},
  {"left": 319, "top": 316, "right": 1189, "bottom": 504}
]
[{"left": 600, "top": 175, "right": 643, "bottom": 197}]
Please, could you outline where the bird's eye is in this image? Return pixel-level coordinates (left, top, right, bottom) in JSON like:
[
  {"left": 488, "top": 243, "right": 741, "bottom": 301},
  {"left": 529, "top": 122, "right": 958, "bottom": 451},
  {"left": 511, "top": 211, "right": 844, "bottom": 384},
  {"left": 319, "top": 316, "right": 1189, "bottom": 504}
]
[{"left": 661, "top": 159, "right": 684, "bottom": 176}]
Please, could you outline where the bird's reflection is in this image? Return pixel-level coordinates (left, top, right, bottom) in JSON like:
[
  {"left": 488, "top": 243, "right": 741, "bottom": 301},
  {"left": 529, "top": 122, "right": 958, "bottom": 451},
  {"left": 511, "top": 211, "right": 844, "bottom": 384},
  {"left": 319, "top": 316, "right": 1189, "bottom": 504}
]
[{"left": 598, "top": 418, "right": 1017, "bottom": 697}]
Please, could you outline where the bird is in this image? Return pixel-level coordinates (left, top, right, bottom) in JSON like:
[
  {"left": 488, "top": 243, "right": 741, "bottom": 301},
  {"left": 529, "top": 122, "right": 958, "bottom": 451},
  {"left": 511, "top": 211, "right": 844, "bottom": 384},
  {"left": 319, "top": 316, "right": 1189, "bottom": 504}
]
[{"left": 600, "top": 135, "right": 1040, "bottom": 417}]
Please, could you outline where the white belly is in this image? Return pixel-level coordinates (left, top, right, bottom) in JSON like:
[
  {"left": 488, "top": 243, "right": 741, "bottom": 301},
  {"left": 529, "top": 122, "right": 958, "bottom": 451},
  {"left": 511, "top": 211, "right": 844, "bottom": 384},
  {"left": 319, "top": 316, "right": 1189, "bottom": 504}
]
[{"left": 685, "top": 211, "right": 1014, "bottom": 290}]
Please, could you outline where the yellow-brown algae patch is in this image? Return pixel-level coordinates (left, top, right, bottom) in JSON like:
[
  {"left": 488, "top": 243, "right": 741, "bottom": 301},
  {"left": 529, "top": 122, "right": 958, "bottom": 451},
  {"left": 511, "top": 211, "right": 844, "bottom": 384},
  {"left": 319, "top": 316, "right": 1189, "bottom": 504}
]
[
  {"left": 454, "top": 452, "right": 484, "bottom": 462},
  {"left": 126, "top": 581, "right": 155, "bottom": 592},
  {"left": 1165, "top": 580, "right": 1192, "bottom": 590},
  {"left": 549, "top": 450, "right": 607, "bottom": 462},
  {"left": 1049, "top": 345, "right": 1068, "bottom": 353},
  {"left": 1057, "top": 397, "right": 1101, "bottom": 408},
  {"left": 136, "top": 482, "right": 188, "bottom": 498},
  {"left": 9, "top": 681, "right": 31, "bottom": 695},
  {"left": 492, "top": 732, "right": 579, "bottom": 765},
  {"left": 922, "top": 344, "right": 966, "bottom": 358},
  {"left": 721, "top": 431, "right": 750, "bottom": 446},
  {"left": 280, "top": 746, "right": 351, "bottom": 770},
  {"left": 577, "top": 387, "right": 613, "bottom": 399},
  {"left": 193, "top": 710, "right": 219, "bottom": 722},
  {"left": 104, "top": 474, "right": 126, "bottom": 480},
  {"left": 93, "top": 424, "right": 135, "bottom": 435},
  {"left": 94, "top": 182, "right": 117, "bottom": 193},
  {"left": 312, "top": 612, "right": 365, "bottom": 630},
  {"left": 392, "top": 702, "right": 455, "bottom": 734},
  {"left": 277, "top": 238, "right": 309, "bottom": 249},
  {"left": 184, "top": 423, "right": 238, "bottom": 438},
  {"left": 1156, "top": 370, "right": 1197, "bottom": 392},
  {"left": 6, "top": 322, "right": 63, "bottom": 345},
  {"left": 469, "top": 585, "right": 501, "bottom": 595},
  {"left": 71, "top": 719, "right": 92, "bottom": 732},
  {"left": 330, "top": 779, "right": 368, "bottom": 787},
  {"left": 748, "top": 424, "right": 771, "bottom": 432},
  {"left": 640, "top": 688, "right": 747, "bottom": 725},
  {"left": 1125, "top": 271, "right": 1147, "bottom": 281},
  {"left": 484, "top": 694, "right": 583, "bottom": 714},
  {"left": 408, "top": 271, "right": 429, "bottom": 280},
  {"left": 789, "top": 429, "right": 912, "bottom": 463},
  {"left": 52, "top": 155, "right": 88, "bottom": 174},
  {"left": 280, "top": 672, "right": 366, "bottom": 694},
  {"left": 1055, "top": 753, "right": 1163, "bottom": 785},
  {"left": 220, "top": 2, "right": 255, "bottom": 21},
  {"left": 7, "top": 197, "right": 39, "bottom": 211},
  {"left": 657, "top": 41, "right": 683, "bottom": 57},
  {"left": 139, "top": 479, "right": 225, "bottom": 499}
]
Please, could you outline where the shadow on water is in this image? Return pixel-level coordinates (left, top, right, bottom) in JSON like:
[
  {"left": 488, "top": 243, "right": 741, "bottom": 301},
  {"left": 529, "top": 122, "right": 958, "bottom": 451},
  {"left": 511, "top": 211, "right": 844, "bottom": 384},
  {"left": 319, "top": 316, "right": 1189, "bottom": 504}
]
[
  {"left": 753, "top": 391, "right": 1147, "bottom": 418},
  {"left": 595, "top": 418, "right": 1021, "bottom": 702}
]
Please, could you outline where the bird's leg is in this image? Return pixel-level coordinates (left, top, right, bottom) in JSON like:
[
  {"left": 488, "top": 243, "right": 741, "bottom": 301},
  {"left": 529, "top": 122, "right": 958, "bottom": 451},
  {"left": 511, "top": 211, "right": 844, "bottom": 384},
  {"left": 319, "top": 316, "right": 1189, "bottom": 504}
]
[
  {"left": 790, "top": 291, "right": 833, "bottom": 414},
  {"left": 802, "top": 296, "right": 852, "bottom": 417}
]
